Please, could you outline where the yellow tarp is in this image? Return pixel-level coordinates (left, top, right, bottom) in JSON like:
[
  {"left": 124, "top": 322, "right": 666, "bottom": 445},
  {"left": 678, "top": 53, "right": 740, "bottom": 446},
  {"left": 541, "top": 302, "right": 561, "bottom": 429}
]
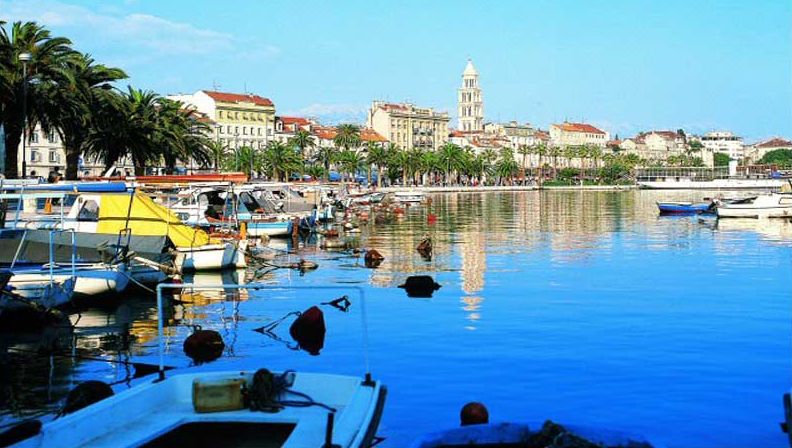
[{"left": 96, "top": 192, "right": 210, "bottom": 248}]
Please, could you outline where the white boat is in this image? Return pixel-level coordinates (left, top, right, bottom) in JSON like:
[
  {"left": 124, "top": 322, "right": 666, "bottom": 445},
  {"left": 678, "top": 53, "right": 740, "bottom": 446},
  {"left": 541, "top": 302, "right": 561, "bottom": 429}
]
[
  {"left": 638, "top": 178, "right": 784, "bottom": 190},
  {"left": 14, "top": 369, "right": 385, "bottom": 448},
  {"left": 173, "top": 240, "right": 247, "bottom": 272},
  {"left": 3, "top": 274, "right": 76, "bottom": 310},
  {"left": 716, "top": 193, "right": 792, "bottom": 218},
  {"left": 393, "top": 191, "right": 426, "bottom": 203},
  {"left": 12, "top": 262, "right": 129, "bottom": 298}
]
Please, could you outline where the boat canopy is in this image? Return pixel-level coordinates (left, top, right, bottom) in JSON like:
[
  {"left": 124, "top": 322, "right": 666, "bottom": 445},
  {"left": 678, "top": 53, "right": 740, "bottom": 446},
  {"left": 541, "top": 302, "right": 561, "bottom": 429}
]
[{"left": 96, "top": 193, "right": 210, "bottom": 247}]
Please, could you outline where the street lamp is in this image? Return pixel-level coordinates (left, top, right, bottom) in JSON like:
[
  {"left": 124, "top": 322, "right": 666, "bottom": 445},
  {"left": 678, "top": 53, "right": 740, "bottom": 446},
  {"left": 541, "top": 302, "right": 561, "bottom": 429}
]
[{"left": 19, "top": 52, "right": 32, "bottom": 179}]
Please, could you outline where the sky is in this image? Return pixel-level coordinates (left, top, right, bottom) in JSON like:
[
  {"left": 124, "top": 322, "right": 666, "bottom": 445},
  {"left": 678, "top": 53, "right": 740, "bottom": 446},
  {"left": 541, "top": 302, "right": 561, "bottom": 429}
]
[{"left": 2, "top": 0, "right": 791, "bottom": 141}]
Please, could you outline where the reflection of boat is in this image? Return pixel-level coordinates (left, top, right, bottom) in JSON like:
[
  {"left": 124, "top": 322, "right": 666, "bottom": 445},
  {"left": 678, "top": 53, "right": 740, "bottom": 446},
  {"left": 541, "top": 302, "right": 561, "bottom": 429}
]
[
  {"left": 715, "top": 217, "right": 792, "bottom": 240},
  {"left": 411, "top": 422, "right": 658, "bottom": 448},
  {"left": 716, "top": 193, "right": 792, "bottom": 218},
  {"left": 393, "top": 191, "right": 426, "bottom": 203},
  {"left": 657, "top": 201, "right": 713, "bottom": 215},
  {"left": 17, "top": 370, "right": 386, "bottom": 448}
]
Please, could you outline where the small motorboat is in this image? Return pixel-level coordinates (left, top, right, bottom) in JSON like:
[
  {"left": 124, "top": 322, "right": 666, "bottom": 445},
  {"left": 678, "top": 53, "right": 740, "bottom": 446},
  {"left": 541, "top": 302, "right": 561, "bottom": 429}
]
[
  {"left": 656, "top": 201, "right": 714, "bottom": 215},
  {"left": 716, "top": 193, "right": 792, "bottom": 218},
  {"left": 13, "top": 369, "right": 386, "bottom": 448}
]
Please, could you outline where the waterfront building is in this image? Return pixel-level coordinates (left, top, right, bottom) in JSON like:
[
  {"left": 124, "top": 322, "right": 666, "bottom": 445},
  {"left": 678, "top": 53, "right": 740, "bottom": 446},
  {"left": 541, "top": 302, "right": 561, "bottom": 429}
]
[
  {"left": 274, "top": 116, "right": 316, "bottom": 144},
  {"left": 483, "top": 121, "right": 540, "bottom": 149},
  {"left": 549, "top": 122, "right": 609, "bottom": 148},
  {"left": 744, "top": 137, "right": 792, "bottom": 163},
  {"left": 312, "top": 125, "right": 387, "bottom": 151},
  {"left": 698, "top": 131, "right": 744, "bottom": 161},
  {"left": 168, "top": 90, "right": 276, "bottom": 150},
  {"left": 367, "top": 101, "right": 449, "bottom": 151},
  {"left": 15, "top": 123, "right": 131, "bottom": 178},
  {"left": 620, "top": 131, "right": 685, "bottom": 160},
  {"left": 458, "top": 59, "right": 484, "bottom": 132}
]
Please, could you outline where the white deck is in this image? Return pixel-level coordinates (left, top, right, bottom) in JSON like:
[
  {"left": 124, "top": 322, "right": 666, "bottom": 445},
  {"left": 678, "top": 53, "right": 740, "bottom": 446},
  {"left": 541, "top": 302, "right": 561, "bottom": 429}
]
[{"left": 17, "top": 370, "right": 383, "bottom": 448}]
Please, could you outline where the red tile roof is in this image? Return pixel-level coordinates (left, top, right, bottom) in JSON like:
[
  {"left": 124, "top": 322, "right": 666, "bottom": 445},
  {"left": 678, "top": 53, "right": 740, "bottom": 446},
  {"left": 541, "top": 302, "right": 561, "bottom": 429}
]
[
  {"left": 555, "top": 122, "right": 606, "bottom": 135},
  {"left": 755, "top": 137, "right": 792, "bottom": 148},
  {"left": 378, "top": 103, "right": 411, "bottom": 112},
  {"left": 312, "top": 126, "right": 387, "bottom": 143},
  {"left": 203, "top": 90, "right": 274, "bottom": 107},
  {"left": 279, "top": 116, "right": 310, "bottom": 126},
  {"left": 534, "top": 130, "right": 550, "bottom": 141}
]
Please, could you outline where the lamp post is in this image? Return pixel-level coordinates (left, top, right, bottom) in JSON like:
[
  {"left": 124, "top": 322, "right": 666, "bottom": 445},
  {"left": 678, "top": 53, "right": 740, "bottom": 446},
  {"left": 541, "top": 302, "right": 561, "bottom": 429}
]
[{"left": 19, "top": 52, "right": 32, "bottom": 179}]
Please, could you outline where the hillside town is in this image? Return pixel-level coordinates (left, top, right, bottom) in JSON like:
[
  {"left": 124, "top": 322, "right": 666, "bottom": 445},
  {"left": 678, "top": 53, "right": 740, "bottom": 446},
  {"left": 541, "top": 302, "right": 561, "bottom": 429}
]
[{"left": 6, "top": 59, "right": 790, "bottom": 181}]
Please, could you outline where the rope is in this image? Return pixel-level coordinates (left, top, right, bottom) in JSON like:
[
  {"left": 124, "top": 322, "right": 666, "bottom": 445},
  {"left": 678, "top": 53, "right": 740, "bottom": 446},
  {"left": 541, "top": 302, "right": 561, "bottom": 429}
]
[{"left": 117, "top": 268, "right": 155, "bottom": 294}]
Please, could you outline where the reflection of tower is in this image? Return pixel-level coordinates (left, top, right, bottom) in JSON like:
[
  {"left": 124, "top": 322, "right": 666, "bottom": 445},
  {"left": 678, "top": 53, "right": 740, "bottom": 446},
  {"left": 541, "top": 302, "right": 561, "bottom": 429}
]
[
  {"left": 458, "top": 59, "right": 484, "bottom": 132},
  {"left": 461, "top": 230, "right": 486, "bottom": 294}
]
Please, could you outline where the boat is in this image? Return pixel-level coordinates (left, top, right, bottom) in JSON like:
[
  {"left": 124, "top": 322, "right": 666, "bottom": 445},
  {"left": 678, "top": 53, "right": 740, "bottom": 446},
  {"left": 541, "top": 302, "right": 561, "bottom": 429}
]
[
  {"left": 9, "top": 283, "right": 387, "bottom": 448},
  {"left": 393, "top": 191, "right": 426, "bottom": 203},
  {"left": 715, "top": 193, "right": 792, "bottom": 218},
  {"left": 412, "top": 421, "right": 659, "bottom": 448},
  {"left": 2, "top": 272, "right": 76, "bottom": 311},
  {"left": 13, "top": 369, "right": 385, "bottom": 448},
  {"left": 639, "top": 178, "right": 784, "bottom": 190},
  {"left": 7, "top": 262, "right": 128, "bottom": 299},
  {"left": 656, "top": 201, "right": 714, "bottom": 215},
  {"left": 5, "top": 190, "right": 246, "bottom": 272}
]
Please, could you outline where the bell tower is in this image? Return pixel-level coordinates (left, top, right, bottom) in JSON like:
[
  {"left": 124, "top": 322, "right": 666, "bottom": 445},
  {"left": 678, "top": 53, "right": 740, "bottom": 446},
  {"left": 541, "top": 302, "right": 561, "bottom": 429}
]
[{"left": 458, "top": 59, "right": 483, "bottom": 132}]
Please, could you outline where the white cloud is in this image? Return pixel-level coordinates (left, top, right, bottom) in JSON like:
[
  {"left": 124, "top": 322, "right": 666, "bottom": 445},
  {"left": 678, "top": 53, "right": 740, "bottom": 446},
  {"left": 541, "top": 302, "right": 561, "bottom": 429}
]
[
  {"left": 283, "top": 103, "right": 368, "bottom": 124},
  {"left": 0, "top": 0, "right": 274, "bottom": 57}
]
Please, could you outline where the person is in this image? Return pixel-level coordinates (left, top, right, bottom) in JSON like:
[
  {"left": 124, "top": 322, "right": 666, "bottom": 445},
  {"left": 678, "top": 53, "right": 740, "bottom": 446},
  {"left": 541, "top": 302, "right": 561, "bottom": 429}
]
[
  {"left": 460, "top": 402, "right": 489, "bottom": 426},
  {"left": 47, "top": 167, "right": 62, "bottom": 183}
]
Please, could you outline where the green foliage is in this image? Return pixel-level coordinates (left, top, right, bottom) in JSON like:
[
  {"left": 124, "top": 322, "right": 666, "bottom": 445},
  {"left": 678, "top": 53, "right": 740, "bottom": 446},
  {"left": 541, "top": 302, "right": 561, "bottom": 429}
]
[
  {"left": 714, "top": 152, "right": 730, "bottom": 166},
  {"left": 758, "top": 148, "right": 792, "bottom": 166},
  {"left": 557, "top": 167, "right": 580, "bottom": 180}
]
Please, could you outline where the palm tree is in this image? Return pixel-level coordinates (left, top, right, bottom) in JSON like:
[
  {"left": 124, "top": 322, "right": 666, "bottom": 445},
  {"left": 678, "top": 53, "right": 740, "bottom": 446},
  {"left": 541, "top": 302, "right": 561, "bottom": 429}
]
[
  {"left": 313, "top": 146, "right": 334, "bottom": 181},
  {"left": 305, "top": 164, "right": 325, "bottom": 181},
  {"left": 389, "top": 147, "right": 410, "bottom": 185},
  {"left": 420, "top": 149, "right": 439, "bottom": 185},
  {"left": 562, "top": 145, "right": 577, "bottom": 169},
  {"left": 549, "top": 146, "right": 562, "bottom": 178},
  {"left": 288, "top": 129, "right": 314, "bottom": 178},
  {"left": 367, "top": 142, "right": 390, "bottom": 187},
  {"left": 261, "top": 141, "right": 299, "bottom": 181},
  {"left": 157, "top": 99, "right": 213, "bottom": 174},
  {"left": 438, "top": 143, "right": 467, "bottom": 185},
  {"left": 337, "top": 149, "right": 363, "bottom": 182},
  {"left": 534, "top": 142, "right": 547, "bottom": 184},
  {"left": 0, "top": 21, "right": 77, "bottom": 178},
  {"left": 43, "top": 53, "right": 126, "bottom": 179},
  {"left": 517, "top": 144, "right": 531, "bottom": 183},
  {"left": 207, "top": 140, "right": 228, "bottom": 171},
  {"left": 85, "top": 87, "right": 163, "bottom": 175},
  {"left": 333, "top": 123, "right": 361, "bottom": 151}
]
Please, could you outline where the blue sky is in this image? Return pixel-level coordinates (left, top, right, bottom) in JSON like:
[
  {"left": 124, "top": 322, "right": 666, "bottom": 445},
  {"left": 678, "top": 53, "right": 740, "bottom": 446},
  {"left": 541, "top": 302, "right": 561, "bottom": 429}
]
[{"left": 3, "top": 0, "right": 790, "bottom": 141}]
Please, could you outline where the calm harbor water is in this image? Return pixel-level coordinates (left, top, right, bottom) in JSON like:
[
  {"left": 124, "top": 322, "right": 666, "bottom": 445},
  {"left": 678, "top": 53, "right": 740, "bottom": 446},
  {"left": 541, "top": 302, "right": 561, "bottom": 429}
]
[{"left": 0, "top": 190, "right": 790, "bottom": 447}]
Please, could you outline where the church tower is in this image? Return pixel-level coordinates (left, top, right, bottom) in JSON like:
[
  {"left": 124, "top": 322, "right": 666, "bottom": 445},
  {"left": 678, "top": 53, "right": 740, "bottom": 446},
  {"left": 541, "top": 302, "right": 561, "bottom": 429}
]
[{"left": 458, "top": 59, "right": 483, "bottom": 132}]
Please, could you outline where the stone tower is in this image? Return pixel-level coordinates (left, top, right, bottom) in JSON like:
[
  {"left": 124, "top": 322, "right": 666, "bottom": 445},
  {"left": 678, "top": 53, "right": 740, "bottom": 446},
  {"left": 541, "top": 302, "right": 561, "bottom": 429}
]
[{"left": 458, "top": 59, "right": 483, "bottom": 132}]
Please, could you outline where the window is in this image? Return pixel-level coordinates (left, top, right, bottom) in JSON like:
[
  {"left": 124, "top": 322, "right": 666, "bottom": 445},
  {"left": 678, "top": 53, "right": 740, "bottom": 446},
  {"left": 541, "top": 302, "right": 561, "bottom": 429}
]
[
  {"left": 29, "top": 132, "right": 39, "bottom": 143},
  {"left": 77, "top": 200, "right": 100, "bottom": 222},
  {"left": 31, "top": 150, "right": 40, "bottom": 162},
  {"left": 49, "top": 151, "right": 59, "bottom": 163},
  {"left": 218, "top": 111, "right": 224, "bottom": 119},
  {"left": 268, "top": 129, "right": 272, "bottom": 135},
  {"left": 48, "top": 132, "right": 57, "bottom": 143},
  {"left": 227, "top": 125, "right": 231, "bottom": 134},
  {"left": 258, "top": 128, "right": 262, "bottom": 136},
  {"left": 235, "top": 126, "right": 239, "bottom": 135},
  {"left": 243, "top": 127, "right": 247, "bottom": 135}
]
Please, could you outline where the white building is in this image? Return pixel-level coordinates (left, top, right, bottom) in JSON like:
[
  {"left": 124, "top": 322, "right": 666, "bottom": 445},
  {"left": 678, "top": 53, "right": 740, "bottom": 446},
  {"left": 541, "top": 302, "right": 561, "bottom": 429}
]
[
  {"left": 549, "top": 122, "right": 609, "bottom": 148},
  {"left": 483, "top": 121, "right": 539, "bottom": 149},
  {"left": 167, "top": 90, "right": 276, "bottom": 151},
  {"left": 367, "top": 101, "right": 449, "bottom": 150},
  {"left": 458, "top": 59, "right": 484, "bottom": 132},
  {"left": 699, "top": 131, "right": 744, "bottom": 161}
]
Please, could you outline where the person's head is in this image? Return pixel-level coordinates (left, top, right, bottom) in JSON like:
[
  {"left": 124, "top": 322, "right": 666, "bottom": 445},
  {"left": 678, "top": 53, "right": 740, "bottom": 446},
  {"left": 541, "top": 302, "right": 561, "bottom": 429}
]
[{"left": 460, "top": 402, "right": 489, "bottom": 426}]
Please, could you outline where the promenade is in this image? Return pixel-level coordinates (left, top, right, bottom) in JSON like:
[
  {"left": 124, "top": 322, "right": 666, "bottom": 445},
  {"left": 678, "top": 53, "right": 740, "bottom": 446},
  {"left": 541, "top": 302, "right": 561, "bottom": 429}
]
[{"left": 378, "top": 184, "right": 637, "bottom": 193}]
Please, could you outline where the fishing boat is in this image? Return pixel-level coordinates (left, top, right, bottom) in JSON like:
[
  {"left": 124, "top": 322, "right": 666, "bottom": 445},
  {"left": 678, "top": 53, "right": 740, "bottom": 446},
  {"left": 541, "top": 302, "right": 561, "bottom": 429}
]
[
  {"left": 2, "top": 272, "right": 75, "bottom": 311},
  {"left": 393, "top": 191, "right": 426, "bottom": 203},
  {"left": 656, "top": 201, "right": 714, "bottom": 215},
  {"left": 715, "top": 193, "right": 792, "bottom": 218}
]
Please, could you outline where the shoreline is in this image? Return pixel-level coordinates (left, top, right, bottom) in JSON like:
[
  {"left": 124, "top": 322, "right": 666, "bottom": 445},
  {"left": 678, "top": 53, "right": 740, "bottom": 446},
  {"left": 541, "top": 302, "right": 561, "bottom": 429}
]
[{"left": 377, "top": 184, "right": 638, "bottom": 193}]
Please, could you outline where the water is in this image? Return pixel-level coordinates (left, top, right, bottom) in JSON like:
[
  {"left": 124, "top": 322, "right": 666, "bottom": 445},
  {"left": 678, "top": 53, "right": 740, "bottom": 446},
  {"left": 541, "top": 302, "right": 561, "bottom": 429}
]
[{"left": 0, "top": 190, "right": 789, "bottom": 447}]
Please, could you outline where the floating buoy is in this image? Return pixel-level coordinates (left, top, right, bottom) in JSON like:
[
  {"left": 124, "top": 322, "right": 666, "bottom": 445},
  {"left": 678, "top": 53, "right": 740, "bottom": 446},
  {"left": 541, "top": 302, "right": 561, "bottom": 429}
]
[
  {"left": 292, "top": 259, "right": 318, "bottom": 271},
  {"left": 427, "top": 213, "right": 437, "bottom": 224},
  {"left": 183, "top": 329, "right": 225, "bottom": 363},
  {"left": 62, "top": 381, "right": 114, "bottom": 415},
  {"left": 321, "top": 238, "right": 347, "bottom": 249},
  {"left": 398, "top": 275, "right": 442, "bottom": 298},
  {"left": 364, "top": 249, "right": 384, "bottom": 268},
  {"left": 289, "top": 306, "right": 326, "bottom": 355}
]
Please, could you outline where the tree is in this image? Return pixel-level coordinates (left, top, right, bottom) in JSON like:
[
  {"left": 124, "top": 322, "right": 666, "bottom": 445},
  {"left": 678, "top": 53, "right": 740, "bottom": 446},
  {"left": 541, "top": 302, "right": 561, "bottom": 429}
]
[
  {"left": 517, "top": 144, "right": 531, "bottom": 182},
  {"left": 261, "top": 141, "right": 299, "bottom": 181},
  {"left": 313, "top": 146, "right": 334, "bottom": 181},
  {"left": 207, "top": 140, "right": 228, "bottom": 171},
  {"left": 43, "top": 53, "right": 126, "bottom": 179},
  {"left": 495, "top": 148, "right": 519, "bottom": 184},
  {"left": 759, "top": 148, "right": 792, "bottom": 166},
  {"left": 438, "top": 143, "right": 466, "bottom": 185},
  {"left": 288, "top": 129, "right": 314, "bottom": 178},
  {"left": 714, "top": 152, "right": 731, "bottom": 167},
  {"left": 333, "top": 123, "right": 361, "bottom": 151},
  {"left": 367, "top": 142, "right": 391, "bottom": 187},
  {"left": 0, "top": 21, "right": 77, "bottom": 178},
  {"left": 337, "top": 149, "right": 363, "bottom": 182}
]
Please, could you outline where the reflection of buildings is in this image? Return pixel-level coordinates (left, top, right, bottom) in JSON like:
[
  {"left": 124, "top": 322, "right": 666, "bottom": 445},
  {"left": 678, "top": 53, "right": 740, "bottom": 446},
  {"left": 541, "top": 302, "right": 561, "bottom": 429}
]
[{"left": 461, "top": 231, "right": 486, "bottom": 294}]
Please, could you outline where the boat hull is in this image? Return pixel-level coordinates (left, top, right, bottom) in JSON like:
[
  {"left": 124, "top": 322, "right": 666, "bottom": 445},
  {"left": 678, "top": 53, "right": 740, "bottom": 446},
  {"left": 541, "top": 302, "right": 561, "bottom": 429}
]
[
  {"left": 639, "top": 179, "right": 784, "bottom": 190},
  {"left": 657, "top": 202, "right": 712, "bottom": 214},
  {"left": 716, "top": 205, "right": 792, "bottom": 218},
  {"left": 2, "top": 276, "right": 76, "bottom": 310},
  {"left": 174, "top": 241, "right": 247, "bottom": 272}
]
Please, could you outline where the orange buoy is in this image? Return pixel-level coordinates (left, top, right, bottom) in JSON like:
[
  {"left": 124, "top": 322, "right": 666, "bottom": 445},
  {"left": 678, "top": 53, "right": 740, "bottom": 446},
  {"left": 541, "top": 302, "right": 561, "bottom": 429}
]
[{"left": 289, "top": 306, "right": 326, "bottom": 355}]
